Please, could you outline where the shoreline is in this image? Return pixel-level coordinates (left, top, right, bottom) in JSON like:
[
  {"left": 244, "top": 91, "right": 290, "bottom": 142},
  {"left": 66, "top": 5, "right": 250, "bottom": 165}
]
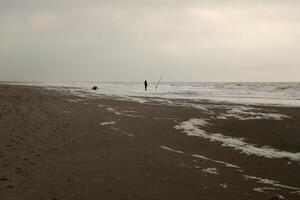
[
  {"left": 1, "top": 84, "right": 300, "bottom": 200},
  {"left": 1, "top": 82, "right": 300, "bottom": 108}
]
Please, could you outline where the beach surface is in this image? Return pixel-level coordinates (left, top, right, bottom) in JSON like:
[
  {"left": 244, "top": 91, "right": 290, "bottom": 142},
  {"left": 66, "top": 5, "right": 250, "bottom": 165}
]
[{"left": 0, "top": 84, "right": 300, "bottom": 200}]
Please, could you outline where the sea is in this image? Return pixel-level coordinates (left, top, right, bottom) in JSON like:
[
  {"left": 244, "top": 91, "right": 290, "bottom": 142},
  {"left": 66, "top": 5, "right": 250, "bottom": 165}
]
[{"left": 4, "top": 82, "right": 300, "bottom": 107}]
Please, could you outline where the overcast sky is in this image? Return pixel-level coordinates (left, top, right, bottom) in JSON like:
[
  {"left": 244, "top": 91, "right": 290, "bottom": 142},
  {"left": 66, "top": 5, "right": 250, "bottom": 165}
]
[{"left": 0, "top": 0, "right": 299, "bottom": 82}]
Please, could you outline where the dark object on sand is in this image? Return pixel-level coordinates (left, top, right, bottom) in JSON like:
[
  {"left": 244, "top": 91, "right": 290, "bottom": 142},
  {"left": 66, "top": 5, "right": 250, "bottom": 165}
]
[{"left": 92, "top": 86, "right": 98, "bottom": 90}]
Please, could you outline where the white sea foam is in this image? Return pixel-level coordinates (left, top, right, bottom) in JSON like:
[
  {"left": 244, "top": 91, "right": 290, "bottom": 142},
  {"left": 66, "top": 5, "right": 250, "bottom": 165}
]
[
  {"left": 122, "top": 132, "right": 135, "bottom": 138},
  {"left": 192, "top": 154, "right": 240, "bottom": 169},
  {"left": 244, "top": 175, "right": 300, "bottom": 195},
  {"left": 106, "top": 107, "right": 143, "bottom": 117},
  {"left": 253, "top": 187, "right": 278, "bottom": 193},
  {"left": 175, "top": 119, "right": 300, "bottom": 162},
  {"left": 220, "top": 183, "right": 228, "bottom": 188},
  {"left": 122, "top": 114, "right": 144, "bottom": 118},
  {"left": 253, "top": 188, "right": 286, "bottom": 199},
  {"left": 160, "top": 145, "right": 240, "bottom": 169},
  {"left": 202, "top": 167, "right": 219, "bottom": 175},
  {"left": 110, "top": 127, "right": 120, "bottom": 131},
  {"left": 67, "top": 99, "right": 84, "bottom": 103},
  {"left": 277, "top": 194, "right": 286, "bottom": 199},
  {"left": 107, "top": 107, "right": 122, "bottom": 115},
  {"left": 63, "top": 110, "right": 72, "bottom": 114},
  {"left": 217, "top": 106, "right": 290, "bottom": 120},
  {"left": 160, "top": 146, "right": 184, "bottom": 154},
  {"left": 159, "top": 145, "right": 298, "bottom": 197},
  {"left": 123, "top": 110, "right": 138, "bottom": 114},
  {"left": 100, "top": 121, "right": 116, "bottom": 126}
]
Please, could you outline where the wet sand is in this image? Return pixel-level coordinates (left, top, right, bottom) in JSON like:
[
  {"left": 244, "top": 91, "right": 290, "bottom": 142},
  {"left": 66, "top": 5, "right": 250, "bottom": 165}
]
[{"left": 0, "top": 85, "right": 300, "bottom": 200}]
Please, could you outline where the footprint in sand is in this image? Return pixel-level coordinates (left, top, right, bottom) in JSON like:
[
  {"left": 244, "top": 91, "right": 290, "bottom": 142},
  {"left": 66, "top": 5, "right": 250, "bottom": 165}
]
[
  {"left": 15, "top": 167, "right": 23, "bottom": 174},
  {"left": 105, "top": 188, "right": 113, "bottom": 193},
  {"left": 0, "top": 177, "right": 11, "bottom": 182}
]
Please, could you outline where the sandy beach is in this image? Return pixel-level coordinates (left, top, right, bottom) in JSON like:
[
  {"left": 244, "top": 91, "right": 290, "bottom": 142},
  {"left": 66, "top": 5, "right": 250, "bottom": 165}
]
[{"left": 1, "top": 84, "right": 300, "bottom": 200}]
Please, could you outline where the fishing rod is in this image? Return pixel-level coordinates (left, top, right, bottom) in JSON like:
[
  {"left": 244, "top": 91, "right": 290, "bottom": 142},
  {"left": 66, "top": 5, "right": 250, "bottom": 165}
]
[{"left": 155, "top": 71, "right": 165, "bottom": 90}]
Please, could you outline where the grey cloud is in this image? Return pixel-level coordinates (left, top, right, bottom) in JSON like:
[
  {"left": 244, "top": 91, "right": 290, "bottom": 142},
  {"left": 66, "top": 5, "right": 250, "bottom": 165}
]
[{"left": 0, "top": 0, "right": 300, "bottom": 82}]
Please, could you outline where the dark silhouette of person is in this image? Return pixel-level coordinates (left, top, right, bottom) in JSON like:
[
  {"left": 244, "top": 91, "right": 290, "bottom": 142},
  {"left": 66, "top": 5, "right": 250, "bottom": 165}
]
[{"left": 144, "top": 80, "right": 148, "bottom": 91}]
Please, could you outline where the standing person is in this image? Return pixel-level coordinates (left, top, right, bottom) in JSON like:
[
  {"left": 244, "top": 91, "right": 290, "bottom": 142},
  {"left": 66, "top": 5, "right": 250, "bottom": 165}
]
[{"left": 144, "top": 80, "right": 148, "bottom": 91}]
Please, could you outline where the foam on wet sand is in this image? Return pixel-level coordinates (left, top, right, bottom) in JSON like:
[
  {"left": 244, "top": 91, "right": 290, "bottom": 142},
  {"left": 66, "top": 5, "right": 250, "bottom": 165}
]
[
  {"left": 202, "top": 167, "right": 219, "bottom": 175},
  {"left": 175, "top": 118, "right": 300, "bottom": 162},
  {"left": 217, "top": 106, "right": 290, "bottom": 120},
  {"left": 100, "top": 121, "right": 116, "bottom": 126}
]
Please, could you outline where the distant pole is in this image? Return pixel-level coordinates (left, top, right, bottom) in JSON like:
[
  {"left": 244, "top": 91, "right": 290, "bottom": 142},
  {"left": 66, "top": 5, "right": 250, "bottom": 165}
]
[{"left": 155, "top": 71, "right": 165, "bottom": 90}]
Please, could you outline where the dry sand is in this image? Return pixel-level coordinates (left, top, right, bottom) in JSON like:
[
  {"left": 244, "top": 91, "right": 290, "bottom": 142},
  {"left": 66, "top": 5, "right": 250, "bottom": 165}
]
[{"left": 0, "top": 85, "right": 300, "bottom": 200}]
